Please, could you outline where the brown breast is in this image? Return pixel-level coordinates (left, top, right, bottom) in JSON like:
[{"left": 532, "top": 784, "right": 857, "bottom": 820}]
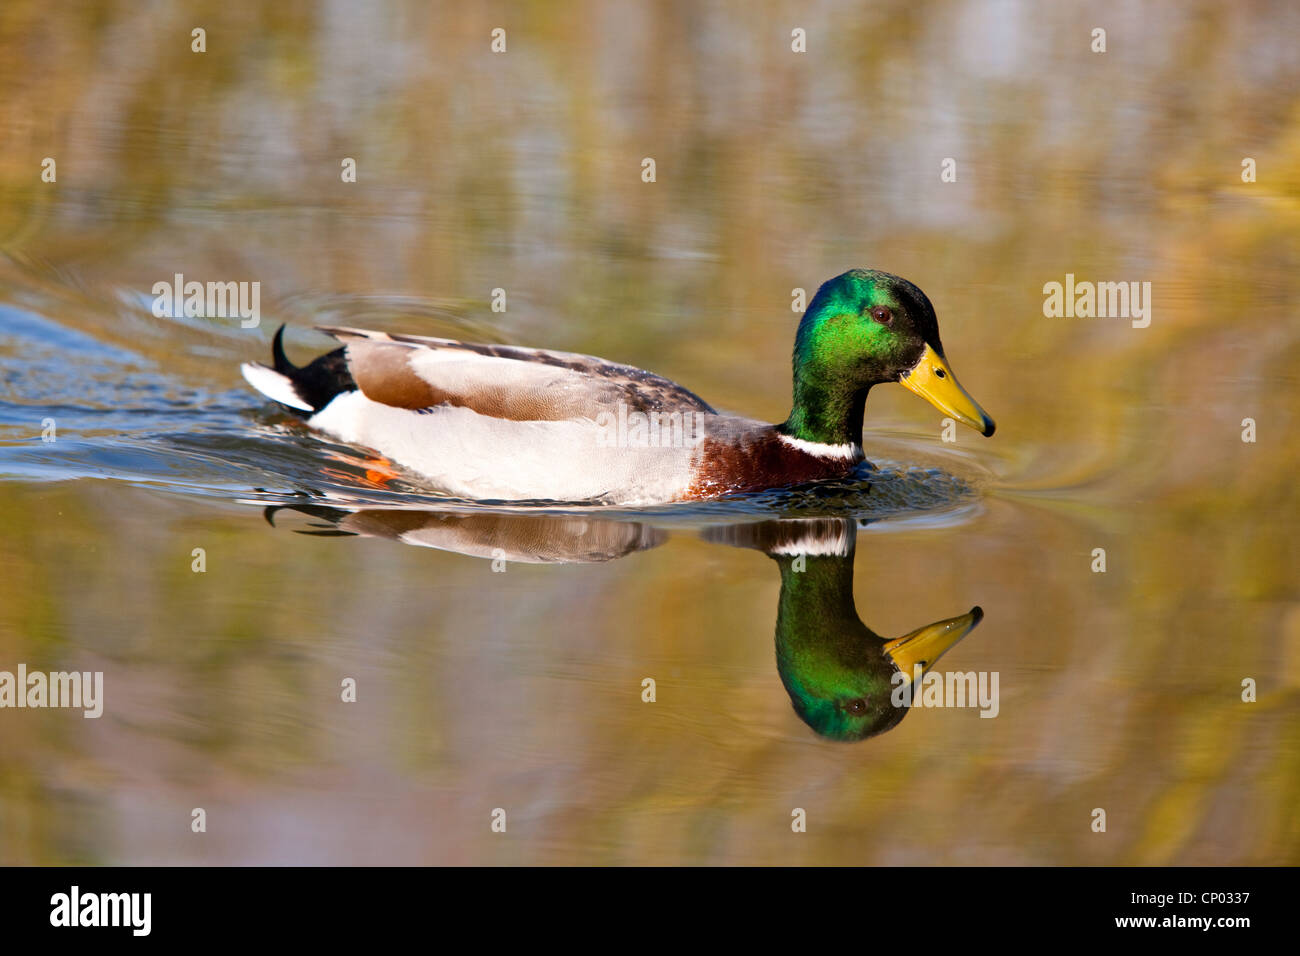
[{"left": 684, "top": 428, "right": 858, "bottom": 499}]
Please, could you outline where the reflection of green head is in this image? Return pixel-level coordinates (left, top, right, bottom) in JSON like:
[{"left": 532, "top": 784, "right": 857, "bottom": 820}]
[
  {"left": 769, "top": 530, "right": 983, "bottom": 742},
  {"left": 774, "top": 553, "right": 909, "bottom": 740}
]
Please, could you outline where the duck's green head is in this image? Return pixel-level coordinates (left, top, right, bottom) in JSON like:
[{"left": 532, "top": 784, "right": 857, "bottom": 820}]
[{"left": 783, "top": 269, "right": 995, "bottom": 446}]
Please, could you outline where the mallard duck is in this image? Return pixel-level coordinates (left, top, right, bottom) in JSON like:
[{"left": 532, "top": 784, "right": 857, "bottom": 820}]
[{"left": 241, "top": 269, "right": 994, "bottom": 504}]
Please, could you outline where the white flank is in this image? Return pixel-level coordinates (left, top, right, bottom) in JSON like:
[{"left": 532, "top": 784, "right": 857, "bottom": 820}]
[
  {"left": 307, "top": 391, "right": 696, "bottom": 504},
  {"left": 777, "top": 434, "right": 863, "bottom": 460},
  {"left": 241, "top": 363, "right": 313, "bottom": 411}
]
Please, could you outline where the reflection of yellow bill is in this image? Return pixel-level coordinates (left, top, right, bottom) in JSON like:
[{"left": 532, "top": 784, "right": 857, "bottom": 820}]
[
  {"left": 883, "top": 606, "right": 984, "bottom": 682},
  {"left": 900, "top": 344, "right": 996, "bottom": 436}
]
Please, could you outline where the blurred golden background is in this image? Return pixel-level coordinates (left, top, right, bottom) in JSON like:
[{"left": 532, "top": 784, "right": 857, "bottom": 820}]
[{"left": 0, "top": 0, "right": 1297, "bottom": 864}]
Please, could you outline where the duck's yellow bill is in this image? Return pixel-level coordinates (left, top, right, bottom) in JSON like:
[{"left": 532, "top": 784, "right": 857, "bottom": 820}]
[
  {"left": 882, "top": 606, "right": 983, "bottom": 683},
  {"left": 899, "top": 344, "right": 996, "bottom": 437}
]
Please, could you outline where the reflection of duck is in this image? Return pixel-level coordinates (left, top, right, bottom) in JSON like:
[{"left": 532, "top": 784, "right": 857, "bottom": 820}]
[
  {"left": 242, "top": 270, "right": 994, "bottom": 505},
  {"left": 706, "top": 519, "right": 983, "bottom": 741},
  {"left": 267, "top": 505, "right": 984, "bottom": 742}
]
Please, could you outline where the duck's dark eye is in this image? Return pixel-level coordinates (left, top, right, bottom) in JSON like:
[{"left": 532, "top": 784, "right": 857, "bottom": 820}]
[
  {"left": 869, "top": 306, "right": 893, "bottom": 326},
  {"left": 845, "top": 698, "right": 868, "bottom": 715}
]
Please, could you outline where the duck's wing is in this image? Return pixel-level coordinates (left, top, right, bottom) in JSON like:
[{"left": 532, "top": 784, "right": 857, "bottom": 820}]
[{"left": 317, "top": 326, "right": 715, "bottom": 421}]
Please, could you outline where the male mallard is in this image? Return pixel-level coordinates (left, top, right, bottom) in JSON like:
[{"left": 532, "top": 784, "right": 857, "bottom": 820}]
[{"left": 241, "top": 269, "right": 995, "bottom": 504}]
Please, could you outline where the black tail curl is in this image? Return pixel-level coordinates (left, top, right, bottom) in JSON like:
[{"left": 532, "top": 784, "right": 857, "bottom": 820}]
[{"left": 271, "top": 325, "right": 356, "bottom": 413}]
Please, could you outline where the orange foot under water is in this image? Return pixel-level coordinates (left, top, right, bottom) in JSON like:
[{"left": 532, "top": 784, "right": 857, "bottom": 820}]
[{"left": 319, "top": 452, "right": 402, "bottom": 489}]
